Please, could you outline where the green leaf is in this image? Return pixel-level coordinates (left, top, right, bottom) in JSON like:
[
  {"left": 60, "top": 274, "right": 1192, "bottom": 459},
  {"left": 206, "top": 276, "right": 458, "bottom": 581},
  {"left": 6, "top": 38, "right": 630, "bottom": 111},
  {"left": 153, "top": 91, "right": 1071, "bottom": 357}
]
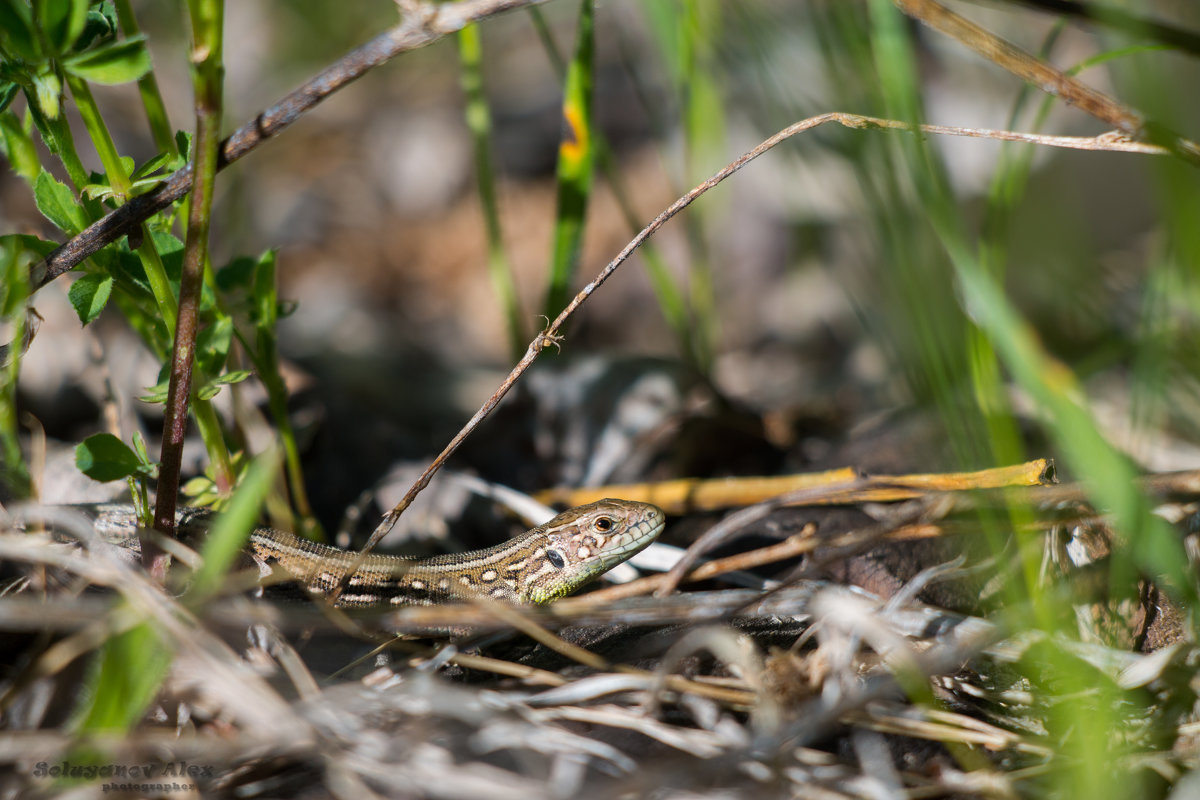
[
  {"left": 138, "top": 376, "right": 168, "bottom": 404},
  {"left": 67, "top": 273, "right": 112, "bottom": 324},
  {"left": 180, "top": 475, "right": 211, "bottom": 496},
  {"left": 33, "top": 170, "right": 86, "bottom": 234},
  {"left": 252, "top": 249, "right": 278, "bottom": 325},
  {"left": 127, "top": 176, "right": 164, "bottom": 197},
  {"left": 76, "top": 3, "right": 116, "bottom": 51},
  {"left": 36, "top": 0, "right": 89, "bottom": 55},
  {"left": 112, "top": 241, "right": 150, "bottom": 294},
  {"left": 150, "top": 228, "right": 184, "bottom": 267},
  {"left": 185, "top": 449, "right": 278, "bottom": 604},
  {"left": 0, "top": 235, "right": 35, "bottom": 315},
  {"left": 196, "top": 369, "right": 251, "bottom": 400},
  {"left": 131, "top": 150, "right": 170, "bottom": 181},
  {"left": 81, "top": 156, "right": 140, "bottom": 201},
  {"left": 81, "top": 184, "right": 118, "bottom": 202},
  {"left": 0, "top": 233, "right": 57, "bottom": 263},
  {"left": 0, "top": 111, "right": 40, "bottom": 184},
  {"left": 212, "top": 369, "right": 251, "bottom": 386},
  {"left": 458, "top": 23, "right": 523, "bottom": 356},
  {"left": 62, "top": 36, "right": 151, "bottom": 85},
  {"left": 75, "top": 432, "right": 144, "bottom": 481},
  {"left": 131, "top": 429, "right": 150, "bottom": 464},
  {"left": 174, "top": 129, "right": 191, "bottom": 163},
  {"left": 0, "top": 0, "right": 40, "bottom": 61}
]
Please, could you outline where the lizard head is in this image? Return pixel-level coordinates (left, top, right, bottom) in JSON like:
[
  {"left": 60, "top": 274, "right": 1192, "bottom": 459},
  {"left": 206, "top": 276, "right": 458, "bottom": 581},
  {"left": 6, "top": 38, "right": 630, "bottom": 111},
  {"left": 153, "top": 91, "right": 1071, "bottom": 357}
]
[{"left": 521, "top": 498, "right": 665, "bottom": 604}]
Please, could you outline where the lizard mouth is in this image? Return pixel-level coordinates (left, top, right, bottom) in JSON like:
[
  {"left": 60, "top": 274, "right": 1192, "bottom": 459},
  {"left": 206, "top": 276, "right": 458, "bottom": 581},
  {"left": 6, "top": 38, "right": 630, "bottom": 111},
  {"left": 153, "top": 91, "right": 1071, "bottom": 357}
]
[{"left": 598, "top": 506, "right": 666, "bottom": 568}]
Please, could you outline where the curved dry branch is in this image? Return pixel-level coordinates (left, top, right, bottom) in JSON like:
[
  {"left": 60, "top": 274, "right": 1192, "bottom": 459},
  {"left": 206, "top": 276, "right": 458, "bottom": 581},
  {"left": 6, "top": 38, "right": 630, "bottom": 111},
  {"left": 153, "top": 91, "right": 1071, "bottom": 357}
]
[{"left": 365, "top": 112, "right": 1165, "bottom": 551}]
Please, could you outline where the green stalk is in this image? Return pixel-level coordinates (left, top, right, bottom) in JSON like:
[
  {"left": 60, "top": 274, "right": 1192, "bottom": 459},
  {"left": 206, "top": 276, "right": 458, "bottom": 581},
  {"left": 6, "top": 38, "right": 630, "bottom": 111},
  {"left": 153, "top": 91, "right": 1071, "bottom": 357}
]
[
  {"left": 969, "top": 24, "right": 1068, "bottom": 552},
  {"left": 64, "top": 74, "right": 133, "bottom": 196},
  {"left": 134, "top": 225, "right": 178, "bottom": 333},
  {"left": 191, "top": 392, "right": 234, "bottom": 492},
  {"left": 458, "top": 23, "right": 524, "bottom": 358},
  {"left": 242, "top": 251, "right": 319, "bottom": 538},
  {"left": 113, "top": 0, "right": 176, "bottom": 154},
  {"left": 275, "top": 394, "right": 314, "bottom": 536},
  {"left": 27, "top": 101, "right": 89, "bottom": 189},
  {"left": 638, "top": 0, "right": 723, "bottom": 371}
]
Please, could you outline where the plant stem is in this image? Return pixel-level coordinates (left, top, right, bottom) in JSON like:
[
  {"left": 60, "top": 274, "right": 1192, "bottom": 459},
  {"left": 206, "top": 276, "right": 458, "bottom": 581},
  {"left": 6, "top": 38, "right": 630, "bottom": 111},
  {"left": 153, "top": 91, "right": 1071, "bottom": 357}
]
[{"left": 153, "top": 0, "right": 225, "bottom": 572}]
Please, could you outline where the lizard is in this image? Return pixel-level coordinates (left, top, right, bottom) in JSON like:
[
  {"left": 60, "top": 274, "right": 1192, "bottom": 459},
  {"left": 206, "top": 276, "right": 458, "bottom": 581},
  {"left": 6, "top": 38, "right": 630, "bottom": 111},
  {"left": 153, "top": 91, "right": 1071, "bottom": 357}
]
[{"left": 39, "top": 498, "right": 665, "bottom": 607}]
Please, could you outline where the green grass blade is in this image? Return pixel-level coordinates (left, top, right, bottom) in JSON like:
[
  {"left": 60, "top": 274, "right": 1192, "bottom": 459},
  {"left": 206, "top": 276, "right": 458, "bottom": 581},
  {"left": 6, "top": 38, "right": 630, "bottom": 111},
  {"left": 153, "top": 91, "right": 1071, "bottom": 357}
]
[
  {"left": 528, "top": 7, "right": 694, "bottom": 366},
  {"left": 542, "top": 0, "right": 595, "bottom": 319},
  {"left": 863, "top": 2, "right": 1191, "bottom": 792},
  {"left": 185, "top": 448, "right": 278, "bottom": 604},
  {"left": 458, "top": 22, "right": 524, "bottom": 357},
  {"left": 72, "top": 620, "right": 172, "bottom": 734}
]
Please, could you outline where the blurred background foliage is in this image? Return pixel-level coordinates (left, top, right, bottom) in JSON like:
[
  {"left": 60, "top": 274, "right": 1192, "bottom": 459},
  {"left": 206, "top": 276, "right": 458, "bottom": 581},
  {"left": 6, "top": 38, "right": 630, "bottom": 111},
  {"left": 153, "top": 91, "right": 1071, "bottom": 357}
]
[{"left": 4, "top": 0, "right": 1199, "bottom": 512}]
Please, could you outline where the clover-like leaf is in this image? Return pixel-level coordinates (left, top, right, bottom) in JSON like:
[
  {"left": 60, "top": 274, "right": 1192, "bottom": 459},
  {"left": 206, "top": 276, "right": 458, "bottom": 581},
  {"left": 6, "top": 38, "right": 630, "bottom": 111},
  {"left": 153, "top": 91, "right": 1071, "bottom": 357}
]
[
  {"left": 76, "top": 432, "right": 146, "bottom": 481},
  {"left": 37, "top": 0, "right": 89, "bottom": 55},
  {"left": 67, "top": 273, "right": 113, "bottom": 324}
]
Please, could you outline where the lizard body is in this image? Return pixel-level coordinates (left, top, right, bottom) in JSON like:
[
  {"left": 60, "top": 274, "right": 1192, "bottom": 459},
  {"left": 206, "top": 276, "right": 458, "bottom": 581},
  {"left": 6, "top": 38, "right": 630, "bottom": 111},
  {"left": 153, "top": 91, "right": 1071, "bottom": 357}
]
[{"left": 77, "top": 498, "right": 665, "bottom": 606}]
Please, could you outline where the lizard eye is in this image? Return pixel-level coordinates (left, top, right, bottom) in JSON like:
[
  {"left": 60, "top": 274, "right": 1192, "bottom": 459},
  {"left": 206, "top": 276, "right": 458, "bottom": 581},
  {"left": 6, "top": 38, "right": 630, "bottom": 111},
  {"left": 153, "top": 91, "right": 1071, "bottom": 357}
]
[
  {"left": 546, "top": 549, "right": 566, "bottom": 569},
  {"left": 594, "top": 516, "right": 613, "bottom": 532}
]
